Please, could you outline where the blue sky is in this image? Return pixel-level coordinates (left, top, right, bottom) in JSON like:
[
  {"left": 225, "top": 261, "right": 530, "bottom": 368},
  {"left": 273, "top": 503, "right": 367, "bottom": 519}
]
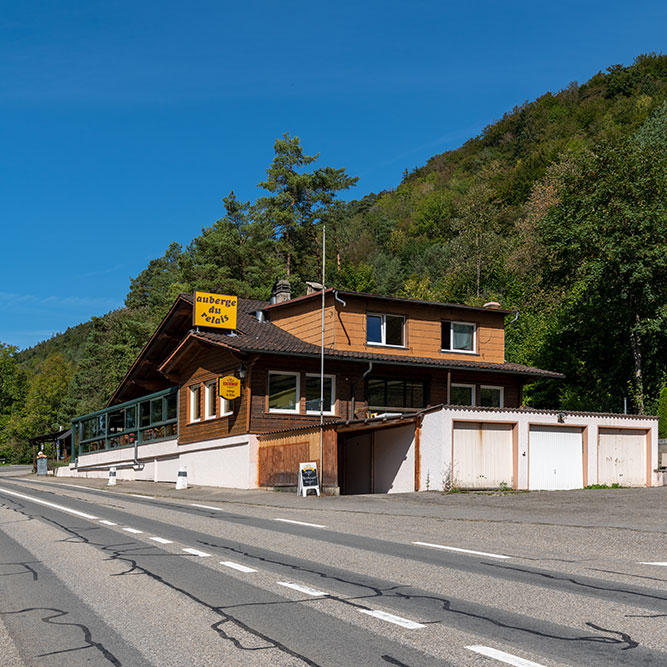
[{"left": 1, "top": 0, "right": 665, "bottom": 350}]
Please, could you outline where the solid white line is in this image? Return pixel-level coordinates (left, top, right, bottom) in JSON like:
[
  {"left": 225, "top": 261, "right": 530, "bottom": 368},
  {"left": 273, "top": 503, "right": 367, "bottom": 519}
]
[
  {"left": 221, "top": 561, "right": 257, "bottom": 573},
  {"left": 149, "top": 537, "right": 173, "bottom": 545},
  {"left": 639, "top": 562, "right": 667, "bottom": 566},
  {"left": 99, "top": 520, "right": 117, "bottom": 526},
  {"left": 413, "top": 541, "right": 511, "bottom": 560},
  {"left": 278, "top": 582, "right": 327, "bottom": 596},
  {"left": 58, "top": 483, "right": 96, "bottom": 490},
  {"left": 358, "top": 609, "right": 425, "bottom": 629},
  {"left": 182, "top": 548, "right": 211, "bottom": 557},
  {"left": 466, "top": 645, "right": 546, "bottom": 666},
  {"left": 0, "top": 488, "right": 98, "bottom": 520},
  {"left": 130, "top": 494, "right": 154, "bottom": 499},
  {"left": 122, "top": 527, "right": 143, "bottom": 534},
  {"left": 191, "top": 503, "right": 223, "bottom": 511},
  {"left": 274, "top": 518, "right": 326, "bottom": 528}
]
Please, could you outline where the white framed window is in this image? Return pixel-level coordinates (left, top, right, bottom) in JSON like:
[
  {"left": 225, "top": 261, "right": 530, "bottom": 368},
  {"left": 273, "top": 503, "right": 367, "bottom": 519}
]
[
  {"left": 189, "top": 384, "right": 201, "bottom": 423},
  {"left": 305, "top": 374, "right": 336, "bottom": 415},
  {"left": 268, "top": 371, "right": 300, "bottom": 413},
  {"left": 480, "top": 385, "right": 504, "bottom": 408},
  {"left": 366, "top": 313, "right": 405, "bottom": 347},
  {"left": 204, "top": 380, "right": 217, "bottom": 420},
  {"left": 450, "top": 383, "right": 475, "bottom": 406},
  {"left": 441, "top": 321, "right": 476, "bottom": 353}
]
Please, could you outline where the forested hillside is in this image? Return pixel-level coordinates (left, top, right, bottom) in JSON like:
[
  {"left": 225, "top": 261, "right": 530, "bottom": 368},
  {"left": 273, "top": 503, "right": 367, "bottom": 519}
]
[{"left": 2, "top": 53, "right": 666, "bottom": 462}]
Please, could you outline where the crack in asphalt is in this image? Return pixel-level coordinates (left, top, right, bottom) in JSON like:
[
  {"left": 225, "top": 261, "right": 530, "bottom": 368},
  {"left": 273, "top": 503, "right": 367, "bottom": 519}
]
[
  {"left": 41, "top": 517, "right": 322, "bottom": 666},
  {"left": 381, "top": 655, "right": 413, "bottom": 666},
  {"left": 588, "top": 567, "right": 667, "bottom": 583},
  {"left": 485, "top": 562, "right": 667, "bottom": 605},
  {"left": 194, "top": 538, "right": 640, "bottom": 651},
  {"left": 0, "top": 607, "right": 121, "bottom": 665},
  {"left": 0, "top": 561, "right": 40, "bottom": 581}
]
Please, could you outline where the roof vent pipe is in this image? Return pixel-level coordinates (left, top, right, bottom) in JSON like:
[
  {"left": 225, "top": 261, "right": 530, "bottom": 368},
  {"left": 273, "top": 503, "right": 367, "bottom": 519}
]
[{"left": 255, "top": 310, "right": 266, "bottom": 323}]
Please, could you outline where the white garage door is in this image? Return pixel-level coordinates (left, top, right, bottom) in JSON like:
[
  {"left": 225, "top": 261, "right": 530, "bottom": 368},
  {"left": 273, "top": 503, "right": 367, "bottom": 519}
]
[
  {"left": 529, "top": 426, "right": 583, "bottom": 490},
  {"left": 598, "top": 428, "right": 647, "bottom": 487},
  {"left": 453, "top": 422, "right": 513, "bottom": 489}
]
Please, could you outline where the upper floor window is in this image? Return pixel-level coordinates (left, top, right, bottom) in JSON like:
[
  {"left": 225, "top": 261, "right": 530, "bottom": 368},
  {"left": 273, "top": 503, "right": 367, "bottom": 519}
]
[
  {"left": 480, "top": 385, "right": 504, "bottom": 408},
  {"left": 268, "top": 371, "right": 300, "bottom": 413},
  {"left": 367, "top": 313, "right": 405, "bottom": 347},
  {"left": 367, "top": 377, "right": 425, "bottom": 410},
  {"left": 305, "top": 374, "right": 336, "bottom": 414},
  {"left": 442, "top": 321, "right": 475, "bottom": 353},
  {"left": 450, "top": 383, "right": 474, "bottom": 406}
]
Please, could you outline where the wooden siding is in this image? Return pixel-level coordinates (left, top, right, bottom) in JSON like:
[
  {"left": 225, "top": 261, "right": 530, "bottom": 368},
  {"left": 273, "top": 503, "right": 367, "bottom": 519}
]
[
  {"left": 176, "top": 346, "right": 249, "bottom": 445},
  {"left": 269, "top": 293, "right": 506, "bottom": 362},
  {"left": 259, "top": 426, "right": 338, "bottom": 487},
  {"left": 267, "top": 296, "right": 337, "bottom": 346},
  {"left": 332, "top": 298, "right": 506, "bottom": 363}
]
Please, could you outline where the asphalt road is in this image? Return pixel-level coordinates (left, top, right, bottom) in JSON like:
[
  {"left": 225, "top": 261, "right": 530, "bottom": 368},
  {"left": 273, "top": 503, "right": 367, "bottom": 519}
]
[{"left": 1, "top": 474, "right": 666, "bottom": 666}]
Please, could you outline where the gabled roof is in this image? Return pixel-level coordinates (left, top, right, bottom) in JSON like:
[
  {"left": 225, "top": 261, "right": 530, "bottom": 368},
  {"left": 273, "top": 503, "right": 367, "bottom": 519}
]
[
  {"left": 114, "top": 291, "right": 562, "bottom": 405},
  {"left": 264, "top": 288, "right": 514, "bottom": 316}
]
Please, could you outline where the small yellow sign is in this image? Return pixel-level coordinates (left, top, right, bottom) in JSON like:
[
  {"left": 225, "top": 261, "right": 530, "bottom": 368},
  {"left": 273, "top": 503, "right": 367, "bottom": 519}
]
[
  {"left": 193, "top": 291, "right": 237, "bottom": 329},
  {"left": 219, "top": 375, "right": 242, "bottom": 400}
]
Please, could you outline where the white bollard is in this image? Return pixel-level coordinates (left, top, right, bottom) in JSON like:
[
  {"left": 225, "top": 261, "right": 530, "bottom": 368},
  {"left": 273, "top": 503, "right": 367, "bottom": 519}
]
[
  {"left": 107, "top": 467, "right": 117, "bottom": 486},
  {"left": 175, "top": 466, "right": 188, "bottom": 490}
]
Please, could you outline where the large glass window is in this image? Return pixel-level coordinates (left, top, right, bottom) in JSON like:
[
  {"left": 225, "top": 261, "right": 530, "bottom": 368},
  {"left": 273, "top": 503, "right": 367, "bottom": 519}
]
[
  {"left": 366, "top": 377, "right": 425, "bottom": 410},
  {"left": 366, "top": 313, "right": 405, "bottom": 347},
  {"left": 268, "top": 372, "right": 299, "bottom": 412},
  {"left": 480, "top": 385, "right": 503, "bottom": 408},
  {"left": 441, "top": 321, "right": 475, "bottom": 353},
  {"left": 305, "top": 374, "right": 335, "bottom": 414},
  {"left": 73, "top": 388, "right": 178, "bottom": 457},
  {"left": 450, "top": 384, "right": 475, "bottom": 406}
]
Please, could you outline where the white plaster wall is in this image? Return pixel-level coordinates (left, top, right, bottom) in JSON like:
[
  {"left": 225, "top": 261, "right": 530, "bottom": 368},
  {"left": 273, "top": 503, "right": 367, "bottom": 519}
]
[
  {"left": 418, "top": 407, "right": 658, "bottom": 490},
  {"left": 59, "top": 434, "right": 255, "bottom": 488},
  {"left": 373, "top": 425, "right": 415, "bottom": 493}
]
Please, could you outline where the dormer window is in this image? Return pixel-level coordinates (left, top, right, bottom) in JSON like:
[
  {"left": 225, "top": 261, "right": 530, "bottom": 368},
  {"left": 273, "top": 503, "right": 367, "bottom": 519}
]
[
  {"left": 441, "top": 321, "right": 476, "bottom": 353},
  {"left": 367, "top": 313, "right": 405, "bottom": 347}
]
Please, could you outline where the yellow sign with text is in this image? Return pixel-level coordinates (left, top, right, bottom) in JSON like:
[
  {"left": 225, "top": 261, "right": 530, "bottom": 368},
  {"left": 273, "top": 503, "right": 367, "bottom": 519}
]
[
  {"left": 193, "top": 291, "right": 237, "bottom": 329},
  {"left": 219, "top": 375, "right": 241, "bottom": 400}
]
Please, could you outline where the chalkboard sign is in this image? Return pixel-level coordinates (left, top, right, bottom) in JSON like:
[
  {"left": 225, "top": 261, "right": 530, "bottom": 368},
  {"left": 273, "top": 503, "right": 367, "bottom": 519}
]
[{"left": 297, "top": 462, "right": 320, "bottom": 497}]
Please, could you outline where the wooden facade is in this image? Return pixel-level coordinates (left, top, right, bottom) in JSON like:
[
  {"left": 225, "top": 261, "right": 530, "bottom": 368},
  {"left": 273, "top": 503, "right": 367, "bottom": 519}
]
[{"left": 268, "top": 292, "right": 506, "bottom": 363}]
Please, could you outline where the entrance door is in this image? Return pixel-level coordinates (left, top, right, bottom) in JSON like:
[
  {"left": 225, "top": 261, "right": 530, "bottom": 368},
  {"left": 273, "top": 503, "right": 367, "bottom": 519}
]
[
  {"left": 529, "top": 426, "right": 583, "bottom": 490},
  {"left": 339, "top": 434, "right": 372, "bottom": 494}
]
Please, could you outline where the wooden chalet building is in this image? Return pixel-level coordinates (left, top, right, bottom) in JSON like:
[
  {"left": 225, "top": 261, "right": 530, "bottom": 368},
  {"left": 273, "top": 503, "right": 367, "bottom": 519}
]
[{"left": 66, "top": 284, "right": 661, "bottom": 493}]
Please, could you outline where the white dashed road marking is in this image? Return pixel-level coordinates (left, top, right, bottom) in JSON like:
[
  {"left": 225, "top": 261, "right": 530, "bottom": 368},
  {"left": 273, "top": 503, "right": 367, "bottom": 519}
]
[
  {"left": 130, "top": 494, "right": 154, "bottom": 499},
  {"left": 122, "top": 527, "right": 143, "bottom": 534},
  {"left": 358, "top": 609, "right": 425, "bottom": 629},
  {"left": 99, "top": 520, "right": 117, "bottom": 526},
  {"left": 149, "top": 537, "right": 173, "bottom": 544},
  {"left": 221, "top": 561, "right": 257, "bottom": 573},
  {"left": 182, "top": 548, "right": 211, "bottom": 557},
  {"left": 278, "top": 582, "right": 328, "bottom": 596},
  {"left": 191, "top": 503, "right": 223, "bottom": 511},
  {"left": 639, "top": 561, "right": 667, "bottom": 566},
  {"left": 466, "top": 645, "right": 546, "bottom": 666},
  {"left": 0, "top": 488, "right": 98, "bottom": 520},
  {"left": 413, "top": 542, "right": 511, "bottom": 560},
  {"left": 275, "top": 518, "right": 326, "bottom": 528}
]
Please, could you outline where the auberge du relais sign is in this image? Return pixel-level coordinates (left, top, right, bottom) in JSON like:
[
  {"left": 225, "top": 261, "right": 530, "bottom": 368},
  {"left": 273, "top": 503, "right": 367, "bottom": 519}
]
[{"left": 193, "top": 291, "right": 238, "bottom": 330}]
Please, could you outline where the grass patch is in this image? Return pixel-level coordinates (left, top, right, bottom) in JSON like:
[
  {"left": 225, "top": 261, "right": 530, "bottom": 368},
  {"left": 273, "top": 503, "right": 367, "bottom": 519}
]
[{"left": 584, "top": 483, "right": 623, "bottom": 489}]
